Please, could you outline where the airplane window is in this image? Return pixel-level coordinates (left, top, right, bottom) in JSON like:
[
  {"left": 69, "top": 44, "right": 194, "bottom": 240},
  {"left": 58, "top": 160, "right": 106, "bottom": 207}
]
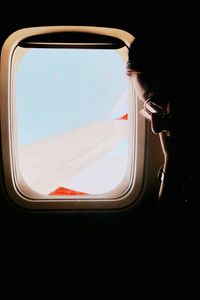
[
  {"left": 0, "top": 26, "right": 159, "bottom": 210},
  {"left": 16, "top": 48, "right": 130, "bottom": 196}
]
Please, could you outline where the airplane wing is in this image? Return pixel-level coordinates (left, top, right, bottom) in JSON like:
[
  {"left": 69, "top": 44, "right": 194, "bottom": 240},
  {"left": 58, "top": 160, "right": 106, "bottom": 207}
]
[{"left": 18, "top": 118, "right": 128, "bottom": 196}]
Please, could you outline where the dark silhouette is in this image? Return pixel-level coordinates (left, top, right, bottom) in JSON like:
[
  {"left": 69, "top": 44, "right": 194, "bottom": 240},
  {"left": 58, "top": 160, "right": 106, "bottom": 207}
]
[{"left": 127, "top": 13, "right": 199, "bottom": 259}]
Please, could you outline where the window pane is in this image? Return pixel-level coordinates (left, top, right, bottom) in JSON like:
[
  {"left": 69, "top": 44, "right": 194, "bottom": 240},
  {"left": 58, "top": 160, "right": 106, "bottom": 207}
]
[{"left": 16, "top": 48, "right": 130, "bottom": 196}]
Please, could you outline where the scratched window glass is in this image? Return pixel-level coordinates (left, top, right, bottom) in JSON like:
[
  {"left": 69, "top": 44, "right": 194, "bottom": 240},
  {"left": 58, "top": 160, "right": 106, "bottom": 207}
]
[{"left": 16, "top": 48, "right": 130, "bottom": 196}]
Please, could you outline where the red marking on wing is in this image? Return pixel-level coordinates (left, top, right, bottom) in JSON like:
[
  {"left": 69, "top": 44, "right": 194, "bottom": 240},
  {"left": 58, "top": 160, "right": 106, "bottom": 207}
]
[
  {"left": 49, "top": 187, "right": 88, "bottom": 196},
  {"left": 116, "top": 113, "right": 128, "bottom": 120}
]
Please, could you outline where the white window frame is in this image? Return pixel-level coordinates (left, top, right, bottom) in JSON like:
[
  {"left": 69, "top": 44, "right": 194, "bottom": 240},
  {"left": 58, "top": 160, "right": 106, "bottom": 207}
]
[{"left": 0, "top": 26, "right": 162, "bottom": 210}]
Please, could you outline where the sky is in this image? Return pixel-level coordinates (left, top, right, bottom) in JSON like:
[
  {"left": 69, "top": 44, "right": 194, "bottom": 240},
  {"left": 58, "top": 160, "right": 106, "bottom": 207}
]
[{"left": 16, "top": 48, "right": 128, "bottom": 145}]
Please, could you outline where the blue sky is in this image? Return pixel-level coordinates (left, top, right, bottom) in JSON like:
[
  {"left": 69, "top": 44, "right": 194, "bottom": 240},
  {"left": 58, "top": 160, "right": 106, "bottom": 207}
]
[{"left": 16, "top": 48, "right": 128, "bottom": 145}]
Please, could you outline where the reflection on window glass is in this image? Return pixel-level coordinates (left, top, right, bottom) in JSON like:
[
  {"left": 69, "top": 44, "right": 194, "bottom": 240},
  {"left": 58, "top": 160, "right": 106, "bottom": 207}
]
[{"left": 16, "top": 48, "right": 130, "bottom": 196}]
